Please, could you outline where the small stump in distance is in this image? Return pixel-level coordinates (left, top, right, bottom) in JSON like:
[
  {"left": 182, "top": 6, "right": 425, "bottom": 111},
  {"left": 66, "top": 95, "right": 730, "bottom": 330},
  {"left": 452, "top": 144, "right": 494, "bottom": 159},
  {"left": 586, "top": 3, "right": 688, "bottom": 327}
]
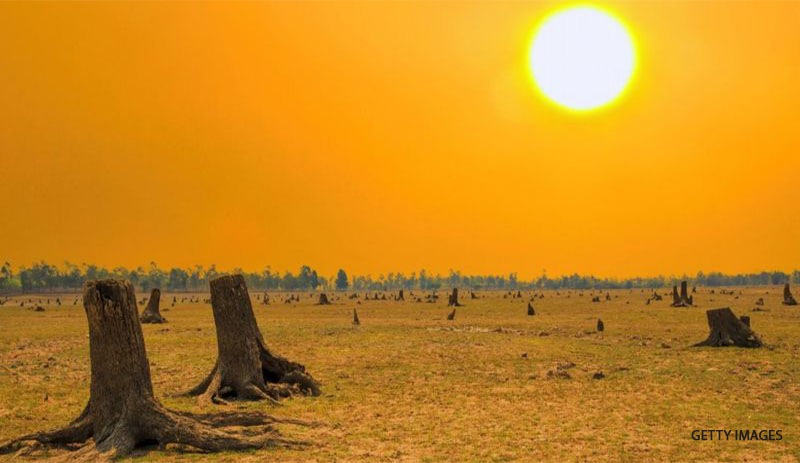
[
  {"left": 353, "top": 309, "right": 360, "bottom": 326},
  {"left": 596, "top": 319, "right": 604, "bottom": 332},
  {"left": 527, "top": 302, "right": 535, "bottom": 316},
  {"left": 316, "top": 293, "right": 331, "bottom": 305},
  {"left": 693, "top": 307, "right": 762, "bottom": 348},
  {"left": 448, "top": 288, "right": 462, "bottom": 307},
  {"left": 140, "top": 288, "right": 166, "bottom": 324},
  {"left": 671, "top": 281, "right": 693, "bottom": 307},
  {"left": 447, "top": 308, "right": 456, "bottom": 321},
  {"left": 783, "top": 283, "right": 797, "bottom": 305}
]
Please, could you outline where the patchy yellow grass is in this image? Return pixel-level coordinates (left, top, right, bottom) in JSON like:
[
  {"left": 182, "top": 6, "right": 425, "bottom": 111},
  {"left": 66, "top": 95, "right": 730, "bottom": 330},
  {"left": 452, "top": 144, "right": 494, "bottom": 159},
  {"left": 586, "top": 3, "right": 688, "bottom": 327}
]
[{"left": 1, "top": 287, "right": 799, "bottom": 462}]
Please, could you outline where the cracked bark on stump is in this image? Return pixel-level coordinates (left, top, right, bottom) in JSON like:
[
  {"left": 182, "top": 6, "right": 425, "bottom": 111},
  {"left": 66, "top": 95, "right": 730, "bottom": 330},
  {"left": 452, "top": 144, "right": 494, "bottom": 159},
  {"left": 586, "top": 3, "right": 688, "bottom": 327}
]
[
  {"left": 0, "top": 279, "right": 307, "bottom": 461},
  {"left": 188, "top": 275, "right": 319, "bottom": 404},
  {"left": 139, "top": 288, "right": 166, "bottom": 324},
  {"left": 693, "top": 307, "right": 762, "bottom": 348}
]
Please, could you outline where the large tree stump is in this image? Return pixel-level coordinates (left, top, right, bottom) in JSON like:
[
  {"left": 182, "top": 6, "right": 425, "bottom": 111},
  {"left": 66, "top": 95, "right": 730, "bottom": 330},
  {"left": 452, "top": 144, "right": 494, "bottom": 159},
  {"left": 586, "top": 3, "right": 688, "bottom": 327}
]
[
  {"left": 783, "top": 283, "right": 797, "bottom": 305},
  {"left": 447, "top": 288, "right": 462, "bottom": 307},
  {"left": 0, "top": 280, "right": 306, "bottom": 460},
  {"left": 188, "top": 275, "right": 319, "bottom": 403},
  {"left": 527, "top": 302, "right": 535, "bottom": 316},
  {"left": 140, "top": 288, "right": 166, "bottom": 324},
  {"left": 693, "top": 307, "right": 763, "bottom": 348},
  {"left": 671, "top": 281, "right": 693, "bottom": 307}
]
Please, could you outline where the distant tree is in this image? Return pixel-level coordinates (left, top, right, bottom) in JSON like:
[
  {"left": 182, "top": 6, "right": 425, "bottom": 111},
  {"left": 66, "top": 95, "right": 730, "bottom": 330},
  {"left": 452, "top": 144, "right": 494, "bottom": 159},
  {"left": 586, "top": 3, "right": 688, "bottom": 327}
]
[
  {"left": 335, "top": 269, "right": 349, "bottom": 290},
  {"left": 167, "top": 268, "right": 189, "bottom": 291}
]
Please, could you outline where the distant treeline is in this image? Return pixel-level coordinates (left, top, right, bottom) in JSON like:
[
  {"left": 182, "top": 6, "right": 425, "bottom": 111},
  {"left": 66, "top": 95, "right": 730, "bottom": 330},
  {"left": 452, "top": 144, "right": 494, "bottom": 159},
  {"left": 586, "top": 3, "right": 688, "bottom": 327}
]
[{"left": 0, "top": 261, "right": 798, "bottom": 294}]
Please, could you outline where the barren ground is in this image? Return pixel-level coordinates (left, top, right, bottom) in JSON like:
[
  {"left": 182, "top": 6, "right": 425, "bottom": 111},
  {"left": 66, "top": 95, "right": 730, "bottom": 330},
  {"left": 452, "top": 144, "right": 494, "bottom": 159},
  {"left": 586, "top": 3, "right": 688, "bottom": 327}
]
[{"left": 0, "top": 287, "right": 798, "bottom": 462}]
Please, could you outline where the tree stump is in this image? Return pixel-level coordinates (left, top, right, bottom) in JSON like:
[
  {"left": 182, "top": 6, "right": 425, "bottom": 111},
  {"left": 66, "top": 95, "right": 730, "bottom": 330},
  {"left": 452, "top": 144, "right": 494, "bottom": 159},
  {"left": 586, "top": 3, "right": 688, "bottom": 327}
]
[
  {"left": 447, "top": 288, "right": 462, "bottom": 307},
  {"left": 596, "top": 319, "right": 604, "bottom": 332},
  {"left": 693, "top": 307, "right": 762, "bottom": 348},
  {"left": 397, "top": 290, "right": 404, "bottom": 301},
  {"left": 140, "top": 288, "right": 167, "bottom": 324},
  {"left": 353, "top": 309, "right": 360, "bottom": 325},
  {"left": 188, "top": 275, "right": 319, "bottom": 403},
  {"left": 783, "top": 283, "right": 797, "bottom": 305},
  {"left": 527, "top": 302, "right": 535, "bottom": 316},
  {"left": 0, "top": 279, "right": 307, "bottom": 460},
  {"left": 671, "top": 281, "right": 693, "bottom": 307},
  {"left": 316, "top": 293, "right": 331, "bottom": 305},
  {"left": 447, "top": 308, "right": 456, "bottom": 320}
]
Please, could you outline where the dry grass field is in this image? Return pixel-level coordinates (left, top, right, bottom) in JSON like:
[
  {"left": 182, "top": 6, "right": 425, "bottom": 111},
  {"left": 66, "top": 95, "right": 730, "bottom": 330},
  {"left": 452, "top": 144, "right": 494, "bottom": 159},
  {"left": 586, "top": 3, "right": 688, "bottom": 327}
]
[{"left": 1, "top": 287, "right": 799, "bottom": 462}]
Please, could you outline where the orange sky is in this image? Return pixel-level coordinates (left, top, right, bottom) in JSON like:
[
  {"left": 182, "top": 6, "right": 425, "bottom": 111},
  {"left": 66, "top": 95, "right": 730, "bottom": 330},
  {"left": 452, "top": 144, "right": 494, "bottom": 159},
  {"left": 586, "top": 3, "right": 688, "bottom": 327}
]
[{"left": 1, "top": 1, "right": 799, "bottom": 278}]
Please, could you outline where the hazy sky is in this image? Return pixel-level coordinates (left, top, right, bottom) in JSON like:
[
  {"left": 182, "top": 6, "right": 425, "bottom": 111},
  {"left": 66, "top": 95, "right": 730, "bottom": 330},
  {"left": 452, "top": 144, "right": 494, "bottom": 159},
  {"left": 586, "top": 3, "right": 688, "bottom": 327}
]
[{"left": 1, "top": 1, "right": 799, "bottom": 278}]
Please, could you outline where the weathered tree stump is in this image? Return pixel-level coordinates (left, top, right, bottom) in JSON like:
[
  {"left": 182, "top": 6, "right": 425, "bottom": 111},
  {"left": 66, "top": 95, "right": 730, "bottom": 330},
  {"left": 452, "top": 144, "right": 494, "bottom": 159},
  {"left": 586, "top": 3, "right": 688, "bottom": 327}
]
[
  {"left": 188, "top": 275, "right": 319, "bottom": 404},
  {"left": 783, "top": 283, "right": 797, "bottom": 305},
  {"left": 447, "top": 308, "right": 456, "bottom": 320},
  {"left": 596, "top": 319, "right": 604, "bottom": 332},
  {"left": 316, "top": 293, "right": 330, "bottom": 305},
  {"left": 447, "top": 288, "right": 462, "bottom": 307},
  {"left": 671, "top": 281, "right": 693, "bottom": 307},
  {"left": 0, "top": 279, "right": 307, "bottom": 460},
  {"left": 527, "top": 302, "right": 535, "bottom": 316},
  {"left": 693, "top": 307, "right": 762, "bottom": 348},
  {"left": 353, "top": 309, "right": 360, "bottom": 325},
  {"left": 140, "top": 288, "right": 167, "bottom": 324},
  {"left": 397, "top": 290, "right": 404, "bottom": 301}
]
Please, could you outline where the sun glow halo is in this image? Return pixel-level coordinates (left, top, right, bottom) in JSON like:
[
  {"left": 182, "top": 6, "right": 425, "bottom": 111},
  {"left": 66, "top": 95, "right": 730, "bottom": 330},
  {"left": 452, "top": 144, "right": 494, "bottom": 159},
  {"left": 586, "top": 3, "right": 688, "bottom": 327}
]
[{"left": 529, "top": 5, "right": 637, "bottom": 112}]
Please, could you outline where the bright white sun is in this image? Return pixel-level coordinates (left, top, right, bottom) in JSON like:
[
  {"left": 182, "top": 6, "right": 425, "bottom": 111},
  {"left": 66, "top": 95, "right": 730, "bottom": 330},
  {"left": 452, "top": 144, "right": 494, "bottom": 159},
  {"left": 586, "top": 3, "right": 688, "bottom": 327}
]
[{"left": 529, "top": 5, "right": 637, "bottom": 112}]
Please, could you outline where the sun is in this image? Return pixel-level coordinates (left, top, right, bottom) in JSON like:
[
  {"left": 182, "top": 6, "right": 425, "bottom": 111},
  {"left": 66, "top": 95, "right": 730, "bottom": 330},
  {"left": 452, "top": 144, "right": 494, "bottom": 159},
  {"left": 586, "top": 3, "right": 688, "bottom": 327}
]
[{"left": 528, "top": 5, "right": 637, "bottom": 112}]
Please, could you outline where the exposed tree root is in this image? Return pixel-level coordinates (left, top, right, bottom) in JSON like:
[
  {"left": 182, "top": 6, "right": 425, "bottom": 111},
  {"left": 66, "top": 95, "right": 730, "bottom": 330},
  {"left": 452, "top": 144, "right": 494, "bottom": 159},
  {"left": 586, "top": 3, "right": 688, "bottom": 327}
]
[
  {"left": 0, "top": 402, "right": 312, "bottom": 461},
  {"left": 187, "top": 275, "right": 321, "bottom": 404}
]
